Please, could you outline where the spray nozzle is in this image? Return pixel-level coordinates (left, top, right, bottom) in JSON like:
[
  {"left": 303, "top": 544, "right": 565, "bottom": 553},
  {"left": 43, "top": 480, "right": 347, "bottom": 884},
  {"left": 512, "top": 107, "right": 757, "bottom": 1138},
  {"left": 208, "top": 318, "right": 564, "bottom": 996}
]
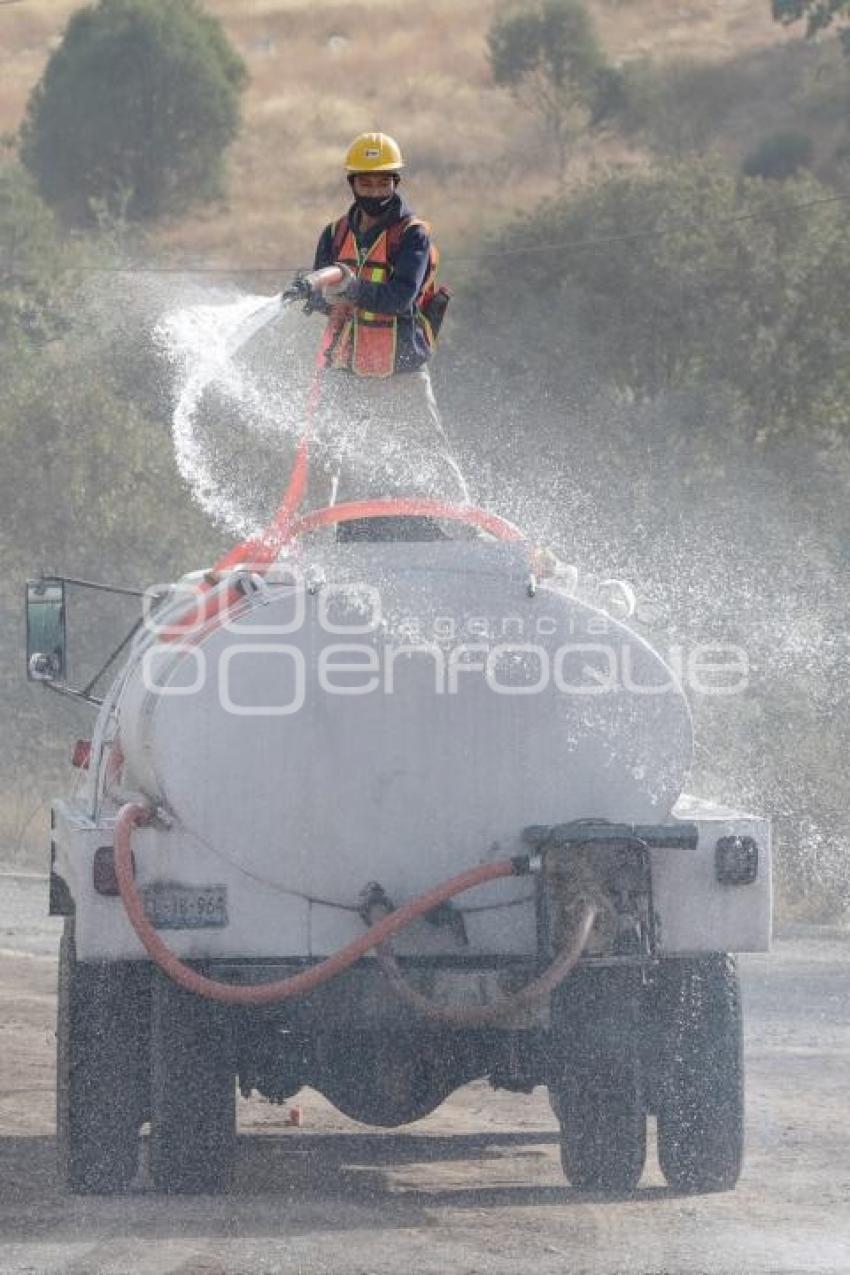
[
  {"left": 280, "top": 274, "right": 312, "bottom": 308},
  {"left": 281, "top": 266, "right": 348, "bottom": 315}
]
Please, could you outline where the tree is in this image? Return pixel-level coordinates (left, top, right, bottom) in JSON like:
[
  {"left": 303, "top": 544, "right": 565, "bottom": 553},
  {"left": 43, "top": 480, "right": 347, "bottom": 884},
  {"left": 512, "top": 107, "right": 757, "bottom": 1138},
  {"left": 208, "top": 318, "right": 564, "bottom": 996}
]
[
  {"left": 772, "top": 0, "right": 850, "bottom": 52},
  {"left": 773, "top": 0, "right": 850, "bottom": 34},
  {"left": 0, "top": 163, "right": 73, "bottom": 348},
  {"left": 20, "top": 0, "right": 247, "bottom": 224},
  {"left": 487, "top": 0, "right": 605, "bottom": 180},
  {"left": 742, "top": 131, "right": 815, "bottom": 179},
  {"left": 477, "top": 160, "right": 850, "bottom": 429}
]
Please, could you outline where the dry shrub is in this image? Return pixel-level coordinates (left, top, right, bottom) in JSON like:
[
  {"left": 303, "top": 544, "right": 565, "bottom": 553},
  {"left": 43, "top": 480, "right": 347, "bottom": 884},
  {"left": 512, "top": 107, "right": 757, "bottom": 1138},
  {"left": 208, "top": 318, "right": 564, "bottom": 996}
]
[{"left": 588, "top": 0, "right": 789, "bottom": 62}]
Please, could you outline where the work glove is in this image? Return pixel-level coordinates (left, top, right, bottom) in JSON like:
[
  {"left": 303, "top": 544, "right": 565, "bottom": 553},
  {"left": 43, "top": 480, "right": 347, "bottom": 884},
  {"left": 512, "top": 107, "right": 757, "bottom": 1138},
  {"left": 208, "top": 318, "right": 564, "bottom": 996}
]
[{"left": 302, "top": 289, "right": 330, "bottom": 317}]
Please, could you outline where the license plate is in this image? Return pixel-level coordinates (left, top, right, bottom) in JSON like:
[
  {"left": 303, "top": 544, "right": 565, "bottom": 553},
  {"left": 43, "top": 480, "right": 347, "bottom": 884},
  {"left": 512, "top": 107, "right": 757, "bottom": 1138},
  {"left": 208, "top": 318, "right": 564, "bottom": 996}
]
[{"left": 141, "top": 882, "right": 228, "bottom": 930}]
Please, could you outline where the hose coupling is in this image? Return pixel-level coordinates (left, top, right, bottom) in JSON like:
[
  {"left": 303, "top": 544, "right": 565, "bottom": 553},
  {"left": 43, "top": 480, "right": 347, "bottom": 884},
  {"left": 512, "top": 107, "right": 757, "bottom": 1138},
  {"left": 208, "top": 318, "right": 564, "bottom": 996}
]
[{"left": 510, "top": 853, "right": 543, "bottom": 876}]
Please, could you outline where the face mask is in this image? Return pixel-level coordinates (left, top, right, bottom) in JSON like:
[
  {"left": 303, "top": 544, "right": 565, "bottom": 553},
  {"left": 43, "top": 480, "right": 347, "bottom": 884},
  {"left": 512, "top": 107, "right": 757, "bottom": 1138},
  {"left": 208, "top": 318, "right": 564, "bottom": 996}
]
[{"left": 354, "top": 192, "right": 395, "bottom": 217}]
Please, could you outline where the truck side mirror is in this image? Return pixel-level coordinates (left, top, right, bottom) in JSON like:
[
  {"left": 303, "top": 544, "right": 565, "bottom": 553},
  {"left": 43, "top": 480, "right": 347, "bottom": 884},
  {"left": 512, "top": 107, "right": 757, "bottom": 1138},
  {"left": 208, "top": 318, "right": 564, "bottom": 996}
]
[{"left": 26, "top": 578, "right": 67, "bottom": 683}]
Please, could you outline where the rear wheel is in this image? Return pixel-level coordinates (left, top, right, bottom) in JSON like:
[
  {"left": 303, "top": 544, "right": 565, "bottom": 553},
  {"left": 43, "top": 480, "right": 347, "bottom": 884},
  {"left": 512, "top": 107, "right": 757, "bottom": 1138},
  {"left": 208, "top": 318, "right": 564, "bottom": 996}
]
[
  {"left": 655, "top": 954, "right": 744, "bottom": 1193},
  {"left": 550, "top": 967, "right": 646, "bottom": 1193},
  {"left": 149, "top": 971, "right": 236, "bottom": 1193},
  {"left": 56, "top": 920, "right": 149, "bottom": 1194}
]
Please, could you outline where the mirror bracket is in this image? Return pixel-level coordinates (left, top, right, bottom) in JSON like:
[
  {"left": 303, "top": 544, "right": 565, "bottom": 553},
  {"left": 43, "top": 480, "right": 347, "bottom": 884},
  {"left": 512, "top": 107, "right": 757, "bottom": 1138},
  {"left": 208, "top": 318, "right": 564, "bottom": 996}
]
[{"left": 26, "top": 574, "right": 145, "bottom": 708}]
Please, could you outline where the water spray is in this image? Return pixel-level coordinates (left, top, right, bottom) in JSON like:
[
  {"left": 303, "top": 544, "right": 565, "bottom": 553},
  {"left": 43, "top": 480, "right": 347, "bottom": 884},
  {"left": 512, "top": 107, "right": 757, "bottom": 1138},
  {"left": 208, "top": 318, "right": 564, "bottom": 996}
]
[{"left": 225, "top": 267, "right": 347, "bottom": 359}]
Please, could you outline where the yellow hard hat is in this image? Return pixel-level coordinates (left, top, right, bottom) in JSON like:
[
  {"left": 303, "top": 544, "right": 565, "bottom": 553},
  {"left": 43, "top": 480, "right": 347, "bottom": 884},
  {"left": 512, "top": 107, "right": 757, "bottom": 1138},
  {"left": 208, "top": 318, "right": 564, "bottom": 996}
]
[{"left": 345, "top": 132, "right": 404, "bottom": 173}]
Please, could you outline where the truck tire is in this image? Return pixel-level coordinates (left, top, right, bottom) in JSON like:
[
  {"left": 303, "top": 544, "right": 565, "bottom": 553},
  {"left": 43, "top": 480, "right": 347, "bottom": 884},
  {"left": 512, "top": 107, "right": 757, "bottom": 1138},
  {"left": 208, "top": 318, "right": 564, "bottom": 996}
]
[
  {"left": 550, "top": 967, "right": 646, "bottom": 1193},
  {"left": 56, "top": 920, "right": 149, "bottom": 1194},
  {"left": 149, "top": 971, "right": 236, "bottom": 1193},
  {"left": 655, "top": 954, "right": 744, "bottom": 1193}
]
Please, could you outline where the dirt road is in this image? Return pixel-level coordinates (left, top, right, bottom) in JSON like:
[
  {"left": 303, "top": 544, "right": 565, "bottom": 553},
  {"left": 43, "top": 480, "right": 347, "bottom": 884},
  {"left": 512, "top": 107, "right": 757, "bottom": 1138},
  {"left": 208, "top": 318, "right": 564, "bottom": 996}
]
[{"left": 0, "top": 876, "right": 848, "bottom": 1274}]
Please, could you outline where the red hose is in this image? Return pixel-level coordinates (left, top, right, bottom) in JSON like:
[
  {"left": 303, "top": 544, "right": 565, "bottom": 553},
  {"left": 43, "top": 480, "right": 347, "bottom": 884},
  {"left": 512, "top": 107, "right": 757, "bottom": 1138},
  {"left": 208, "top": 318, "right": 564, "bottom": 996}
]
[
  {"left": 114, "top": 802, "right": 521, "bottom": 1006},
  {"left": 159, "top": 498, "right": 523, "bottom": 643},
  {"left": 213, "top": 496, "right": 522, "bottom": 577},
  {"left": 289, "top": 498, "right": 523, "bottom": 543},
  {"left": 213, "top": 437, "right": 311, "bottom": 574}
]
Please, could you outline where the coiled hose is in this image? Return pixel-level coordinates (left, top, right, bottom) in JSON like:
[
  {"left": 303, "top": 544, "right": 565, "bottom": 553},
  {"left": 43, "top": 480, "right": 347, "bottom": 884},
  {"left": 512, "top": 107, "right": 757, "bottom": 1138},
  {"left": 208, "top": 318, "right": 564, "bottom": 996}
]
[{"left": 114, "top": 802, "right": 595, "bottom": 1019}]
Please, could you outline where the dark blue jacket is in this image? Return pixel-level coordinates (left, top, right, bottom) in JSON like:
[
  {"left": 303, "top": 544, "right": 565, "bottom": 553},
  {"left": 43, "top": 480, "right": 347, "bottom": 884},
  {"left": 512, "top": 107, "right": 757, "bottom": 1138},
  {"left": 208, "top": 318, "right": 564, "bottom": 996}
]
[{"left": 313, "top": 194, "right": 432, "bottom": 372}]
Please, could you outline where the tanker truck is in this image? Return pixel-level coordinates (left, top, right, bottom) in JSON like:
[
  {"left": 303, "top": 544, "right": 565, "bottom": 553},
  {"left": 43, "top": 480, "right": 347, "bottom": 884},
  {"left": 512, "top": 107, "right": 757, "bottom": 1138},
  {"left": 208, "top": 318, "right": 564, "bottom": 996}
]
[{"left": 26, "top": 495, "right": 770, "bottom": 1197}]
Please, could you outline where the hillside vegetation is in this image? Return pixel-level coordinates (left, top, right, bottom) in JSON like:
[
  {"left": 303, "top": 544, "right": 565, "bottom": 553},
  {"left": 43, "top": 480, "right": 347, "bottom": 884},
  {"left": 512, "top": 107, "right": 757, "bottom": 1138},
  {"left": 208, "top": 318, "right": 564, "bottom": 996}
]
[{"left": 0, "top": 0, "right": 802, "bottom": 263}]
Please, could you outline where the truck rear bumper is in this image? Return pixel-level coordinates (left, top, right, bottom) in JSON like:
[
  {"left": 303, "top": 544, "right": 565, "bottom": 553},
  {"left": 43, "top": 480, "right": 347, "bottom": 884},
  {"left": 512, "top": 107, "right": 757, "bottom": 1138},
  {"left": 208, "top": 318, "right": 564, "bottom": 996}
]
[{"left": 53, "top": 795, "right": 771, "bottom": 963}]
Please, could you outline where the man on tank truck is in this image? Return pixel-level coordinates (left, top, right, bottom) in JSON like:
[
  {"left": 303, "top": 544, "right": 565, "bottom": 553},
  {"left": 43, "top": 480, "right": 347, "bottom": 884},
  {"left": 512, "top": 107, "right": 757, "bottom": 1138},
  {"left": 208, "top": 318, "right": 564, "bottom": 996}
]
[{"left": 300, "top": 131, "right": 465, "bottom": 525}]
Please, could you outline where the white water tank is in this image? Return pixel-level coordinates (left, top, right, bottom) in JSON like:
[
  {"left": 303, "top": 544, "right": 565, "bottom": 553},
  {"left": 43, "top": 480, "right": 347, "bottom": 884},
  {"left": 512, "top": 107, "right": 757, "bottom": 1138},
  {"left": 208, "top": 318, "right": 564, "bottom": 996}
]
[{"left": 117, "top": 541, "right": 693, "bottom": 909}]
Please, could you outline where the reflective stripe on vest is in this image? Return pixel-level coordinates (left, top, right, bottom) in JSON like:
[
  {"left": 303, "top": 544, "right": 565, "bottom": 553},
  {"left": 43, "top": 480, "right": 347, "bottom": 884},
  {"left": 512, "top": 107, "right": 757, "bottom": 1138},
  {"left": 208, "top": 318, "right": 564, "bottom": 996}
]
[
  {"left": 319, "top": 226, "right": 397, "bottom": 379},
  {"left": 318, "top": 216, "right": 438, "bottom": 377}
]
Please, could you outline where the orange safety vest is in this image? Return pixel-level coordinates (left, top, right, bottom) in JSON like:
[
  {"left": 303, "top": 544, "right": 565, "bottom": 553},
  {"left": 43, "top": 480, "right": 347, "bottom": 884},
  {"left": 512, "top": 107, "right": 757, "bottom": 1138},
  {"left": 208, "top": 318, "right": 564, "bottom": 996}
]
[{"left": 318, "top": 216, "right": 438, "bottom": 379}]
